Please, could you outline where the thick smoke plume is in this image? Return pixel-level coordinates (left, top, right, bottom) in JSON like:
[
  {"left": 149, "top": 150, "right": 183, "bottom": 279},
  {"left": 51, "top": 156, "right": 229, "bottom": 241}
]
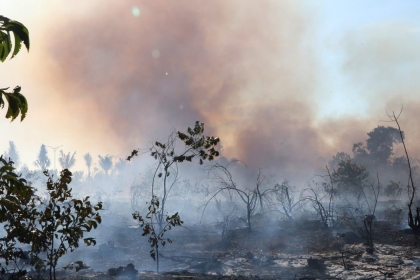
[{"left": 1, "top": 1, "right": 420, "bottom": 185}]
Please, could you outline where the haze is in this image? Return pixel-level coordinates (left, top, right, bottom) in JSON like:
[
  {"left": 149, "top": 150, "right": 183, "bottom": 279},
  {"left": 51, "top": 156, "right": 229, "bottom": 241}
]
[{"left": 2, "top": 1, "right": 420, "bottom": 186}]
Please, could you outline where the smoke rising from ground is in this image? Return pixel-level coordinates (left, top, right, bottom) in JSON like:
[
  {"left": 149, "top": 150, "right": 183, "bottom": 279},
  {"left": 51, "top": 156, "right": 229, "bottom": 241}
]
[
  {"left": 38, "top": 0, "right": 326, "bottom": 182},
  {"left": 1, "top": 1, "right": 420, "bottom": 185}
]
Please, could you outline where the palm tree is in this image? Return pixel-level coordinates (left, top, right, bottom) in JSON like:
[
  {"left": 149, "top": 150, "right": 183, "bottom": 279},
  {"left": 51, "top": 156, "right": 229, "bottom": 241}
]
[
  {"left": 98, "top": 155, "right": 113, "bottom": 175},
  {"left": 34, "top": 144, "right": 51, "bottom": 171},
  {"left": 58, "top": 150, "right": 76, "bottom": 170},
  {"left": 83, "top": 153, "right": 92, "bottom": 179}
]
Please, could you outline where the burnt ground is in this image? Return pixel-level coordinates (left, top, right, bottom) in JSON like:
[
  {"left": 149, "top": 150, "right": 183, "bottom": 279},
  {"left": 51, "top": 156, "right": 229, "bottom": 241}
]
[{"left": 14, "top": 217, "right": 420, "bottom": 280}]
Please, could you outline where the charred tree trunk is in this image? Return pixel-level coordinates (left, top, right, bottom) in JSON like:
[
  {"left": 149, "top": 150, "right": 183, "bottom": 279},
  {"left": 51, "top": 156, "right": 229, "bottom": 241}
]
[{"left": 247, "top": 198, "right": 252, "bottom": 232}]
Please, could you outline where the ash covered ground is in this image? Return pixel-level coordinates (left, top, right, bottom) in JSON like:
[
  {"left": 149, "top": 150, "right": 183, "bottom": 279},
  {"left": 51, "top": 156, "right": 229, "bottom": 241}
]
[{"left": 16, "top": 200, "right": 420, "bottom": 280}]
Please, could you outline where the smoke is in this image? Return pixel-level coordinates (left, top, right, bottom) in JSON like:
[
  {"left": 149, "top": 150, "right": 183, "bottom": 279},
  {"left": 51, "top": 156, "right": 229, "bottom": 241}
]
[
  {"left": 340, "top": 21, "right": 420, "bottom": 159},
  {"left": 1, "top": 1, "right": 420, "bottom": 186},
  {"left": 29, "top": 1, "right": 320, "bottom": 181}
]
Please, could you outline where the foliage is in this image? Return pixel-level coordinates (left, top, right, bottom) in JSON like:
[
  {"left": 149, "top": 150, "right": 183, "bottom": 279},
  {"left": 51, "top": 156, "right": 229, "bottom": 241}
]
[
  {"left": 34, "top": 144, "right": 51, "bottom": 171},
  {"left": 35, "top": 169, "right": 102, "bottom": 280},
  {"left": 0, "top": 86, "right": 28, "bottom": 122},
  {"left": 72, "top": 171, "right": 85, "bottom": 187},
  {"left": 331, "top": 125, "right": 412, "bottom": 198},
  {"left": 352, "top": 126, "right": 402, "bottom": 167},
  {"left": 0, "top": 15, "right": 29, "bottom": 61},
  {"left": 0, "top": 155, "right": 40, "bottom": 277},
  {"left": 329, "top": 152, "right": 351, "bottom": 171},
  {"left": 365, "top": 126, "right": 402, "bottom": 165},
  {"left": 127, "top": 121, "right": 220, "bottom": 164},
  {"left": 383, "top": 181, "right": 403, "bottom": 200},
  {"left": 132, "top": 195, "right": 183, "bottom": 272},
  {"left": 353, "top": 126, "right": 407, "bottom": 180},
  {"left": 129, "top": 121, "right": 220, "bottom": 270},
  {"left": 98, "top": 154, "right": 113, "bottom": 175},
  {"left": 0, "top": 15, "right": 29, "bottom": 122},
  {"left": 19, "top": 164, "right": 42, "bottom": 187},
  {"left": 83, "top": 153, "right": 92, "bottom": 179},
  {"left": 128, "top": 121, "right": 220, "bottom": 229},
  {"left": 58, "top": 150, "right": 76, "bottom": 170},
  {"left": 332, "top": 158, "right": 370, "bottom": 195},
  {"left": 3, "top": 141, "right": 20, "bottom": 167}
]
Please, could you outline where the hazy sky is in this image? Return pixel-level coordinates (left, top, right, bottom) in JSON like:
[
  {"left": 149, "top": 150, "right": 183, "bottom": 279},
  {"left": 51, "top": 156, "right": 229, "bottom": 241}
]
[{"left": 2, "top": 1, "right": 420, "bottom": 184}]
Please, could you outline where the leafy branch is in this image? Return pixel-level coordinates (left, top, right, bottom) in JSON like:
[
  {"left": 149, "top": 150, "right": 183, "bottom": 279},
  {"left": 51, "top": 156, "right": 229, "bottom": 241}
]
[
  {"left": 0, "top": 15, "right": 30, "bottom": 122},
  {"left": 132, "top": 195, "right": 183, "bottom": 272}
]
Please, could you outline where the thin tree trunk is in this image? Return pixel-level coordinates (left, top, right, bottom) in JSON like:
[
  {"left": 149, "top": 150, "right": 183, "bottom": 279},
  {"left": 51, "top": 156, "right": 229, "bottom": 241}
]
[
  {"left": 50, "top": 234, "right": 54, "bottom": 280},
  {"left": 247, "top": 198, "right": 252, "bottom": 232},
  {"left": 156, "top": 245, "right": 159, "bottom": 273}
]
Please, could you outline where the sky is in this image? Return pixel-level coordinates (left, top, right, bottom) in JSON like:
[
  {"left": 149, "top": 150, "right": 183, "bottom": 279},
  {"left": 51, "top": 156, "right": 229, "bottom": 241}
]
[{"left": 2, "top": 1, "right": 420, "bottom": 186}]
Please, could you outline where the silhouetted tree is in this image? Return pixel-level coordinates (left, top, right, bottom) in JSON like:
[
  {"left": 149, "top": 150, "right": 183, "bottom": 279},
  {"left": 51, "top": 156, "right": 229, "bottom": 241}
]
[
  {"left": 329, "top": 152, "right": 351, "bottom": 171},
  {"left": 366, "top": 126, "right": 402, "bottom": 165},
  {"left": 98, "top": 155, "right": 112, "bottom": 175},
  {"left": 383, "top": 181, "right": 403, "bottom": 200},
  {"left": 4, "top": 140, "right": 20, "bottom": 167},
  {"left": 58, "top": 150, "right": 76, "bottom": 169},
  {"left": 332, "top": 159, "right": 370, "bottom": 195},
  {"left": 34, "top": 144, "right": 51, "bottom": 171},
  {"left": 83, "top": 153, "right": 92, "bottom": 179},
  {"left": 353, "top": 126, "right": 403, "bottom": 169}
]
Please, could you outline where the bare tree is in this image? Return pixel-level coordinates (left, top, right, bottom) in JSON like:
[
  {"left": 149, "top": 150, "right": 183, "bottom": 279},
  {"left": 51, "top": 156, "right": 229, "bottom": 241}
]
[
  {"left": 359, "top": 175, "right": 381, "bottom": 247},
  {"left": 337, "top": 175, "right": 381, "bottom": 248},
  {"left": 214, "top": 197, "right": 239, "bottom": 240},
  {"left": 203, "top": 162, "right": 272, "bottom": 232},
  {"left": 301, "top": 167, "right": 337, "bottom": 228},
  {"left": 273, "top": 180, "right": 301, "bottom": 220},
  {"left": 387, "top": 108, "right": 420, "bottom": 232}
]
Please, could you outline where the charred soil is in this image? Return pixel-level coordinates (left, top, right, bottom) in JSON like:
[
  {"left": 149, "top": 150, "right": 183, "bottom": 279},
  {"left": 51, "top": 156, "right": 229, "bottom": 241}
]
[{"left": 15, "top": 219, "right": 420, "bottom": 280}]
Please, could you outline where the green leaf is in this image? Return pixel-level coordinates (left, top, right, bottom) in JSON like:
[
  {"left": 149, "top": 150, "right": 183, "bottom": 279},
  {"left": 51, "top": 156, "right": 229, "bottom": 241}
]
[
  {"left": 0, "top": 165, "right": 15, "bottom": 172},
  {"left": 3, "top": 91, "right": 26, "bottom": 121},
  {"left": 11, "top": 31, "right": 22, "bottom": 59},
  {"left": 3, "top": 20, "right": 30, "bottom": 52},
  {"left": 14, "top": 92, "right": 28, "bottom": 121},
  {"left": 0, "top": 92, "right": 4, "bottom": 109},
  {"left": 0, "top": 32, "right": 11, "bottom": 62}
]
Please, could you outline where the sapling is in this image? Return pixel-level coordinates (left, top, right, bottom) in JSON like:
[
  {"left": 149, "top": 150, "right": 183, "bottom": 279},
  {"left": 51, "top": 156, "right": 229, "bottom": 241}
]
[
  {"left": 128, "top": 121, "right": 220, "bottom": 271},
  {"left": 132, "top": 195, "right": 183, "bottom": 272},
  {"left": 35, "top": 169, "right": 102, "bottom": 280}
]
